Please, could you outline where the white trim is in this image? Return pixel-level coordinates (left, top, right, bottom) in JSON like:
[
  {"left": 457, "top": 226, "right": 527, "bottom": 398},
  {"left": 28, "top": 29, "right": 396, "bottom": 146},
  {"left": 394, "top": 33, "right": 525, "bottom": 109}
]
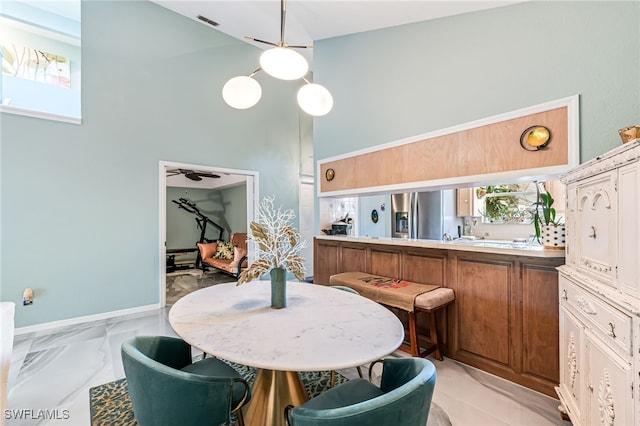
[
  {"left": 0, "top": 105, "right": 81, "bottom": 124},
  {"left": 317, "top": 95, "right": 580, "bottom": 197},
  {"left": 159, "top": 161, "right": 259, "bottom": 305},
  {"left": 14, "top": 304, "right": 160, "bottom": 336},
  {"left": 0, "top": 16, "right": 80, "bottom": 46}
]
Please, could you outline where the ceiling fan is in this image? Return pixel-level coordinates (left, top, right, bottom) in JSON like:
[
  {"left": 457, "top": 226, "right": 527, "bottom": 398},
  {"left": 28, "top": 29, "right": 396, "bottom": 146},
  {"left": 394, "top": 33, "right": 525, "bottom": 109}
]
[{"left": 167, "top": 169, "right": 220, "bottom": 181}]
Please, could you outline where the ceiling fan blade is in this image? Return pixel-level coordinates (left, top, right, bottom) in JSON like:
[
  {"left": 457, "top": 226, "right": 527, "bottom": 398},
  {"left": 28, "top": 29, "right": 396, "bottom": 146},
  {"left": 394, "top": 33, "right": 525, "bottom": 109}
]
[
  {"left": 244, "top": 36, "right": 278, "bottom": 47},
  {"left": 185, "top": 173, "right": 203, "bottom": 181},
  {"left": 198, "top": 173, "right": 221, "bottom": 179}
]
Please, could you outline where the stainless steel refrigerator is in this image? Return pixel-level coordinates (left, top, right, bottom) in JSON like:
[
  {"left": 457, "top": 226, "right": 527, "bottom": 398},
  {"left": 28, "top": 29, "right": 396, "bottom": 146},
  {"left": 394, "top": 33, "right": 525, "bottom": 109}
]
[{"left": 391, "top": 189, "right": 462, "bottom": 240}]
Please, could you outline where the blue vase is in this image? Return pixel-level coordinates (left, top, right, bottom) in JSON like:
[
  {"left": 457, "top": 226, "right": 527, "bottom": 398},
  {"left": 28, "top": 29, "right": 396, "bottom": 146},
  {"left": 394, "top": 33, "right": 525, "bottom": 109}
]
[{"left": 270, "top": 268, "right": 287, "bottom": 309}]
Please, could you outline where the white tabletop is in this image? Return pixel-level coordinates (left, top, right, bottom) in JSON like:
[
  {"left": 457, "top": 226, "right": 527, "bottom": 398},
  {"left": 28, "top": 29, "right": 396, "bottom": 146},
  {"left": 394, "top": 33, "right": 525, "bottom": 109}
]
[{"left": 169, "top": 281, "right": 404, "bottom": 372}]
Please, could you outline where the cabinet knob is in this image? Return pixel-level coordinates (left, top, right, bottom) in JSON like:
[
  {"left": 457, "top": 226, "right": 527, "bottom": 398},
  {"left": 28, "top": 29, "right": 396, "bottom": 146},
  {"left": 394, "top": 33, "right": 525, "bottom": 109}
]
[
  {"left": 588, "top": 226, "right": 597, "bottom": 239},
  {"left": 608, "top": 322, "right": 616, "bottom": 338}
]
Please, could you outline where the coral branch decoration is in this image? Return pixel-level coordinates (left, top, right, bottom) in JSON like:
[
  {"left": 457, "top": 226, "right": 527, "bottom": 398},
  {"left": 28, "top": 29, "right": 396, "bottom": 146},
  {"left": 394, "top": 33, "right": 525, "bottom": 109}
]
[{"left": 237, "top": 196, "right": 307, "bottom": 285}]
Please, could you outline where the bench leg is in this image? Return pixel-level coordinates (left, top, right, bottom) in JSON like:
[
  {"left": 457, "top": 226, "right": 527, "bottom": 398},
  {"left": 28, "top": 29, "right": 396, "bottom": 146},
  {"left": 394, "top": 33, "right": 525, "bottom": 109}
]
[
  {"left": 428, "top": 309, "right": 443, "bottom": 361},
  {"left": 408, "top": 312, "right": 420, "bottom": 357}
]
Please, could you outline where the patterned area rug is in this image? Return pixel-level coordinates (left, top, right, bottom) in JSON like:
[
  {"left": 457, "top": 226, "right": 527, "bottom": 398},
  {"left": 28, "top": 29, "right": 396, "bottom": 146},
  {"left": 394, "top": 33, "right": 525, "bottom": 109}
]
[{"left": 89, "top": 361, "right": 347, "bottom": 426}]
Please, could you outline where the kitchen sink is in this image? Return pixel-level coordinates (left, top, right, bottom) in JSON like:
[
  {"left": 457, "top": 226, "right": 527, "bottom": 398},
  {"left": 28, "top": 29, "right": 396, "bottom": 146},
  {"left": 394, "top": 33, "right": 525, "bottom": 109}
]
[{"left": 450, "top": 238, "right": 531, "bottom": 248}]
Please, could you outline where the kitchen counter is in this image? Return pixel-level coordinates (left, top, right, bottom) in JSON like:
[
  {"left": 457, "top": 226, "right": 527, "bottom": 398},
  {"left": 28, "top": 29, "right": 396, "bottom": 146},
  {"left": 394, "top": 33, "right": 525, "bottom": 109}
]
[
  {"left": 315, "top": 235, "right": 565, "bottom": 258},
  {"left": 314, "top": 235, "right": 564, "bottom": 397}
]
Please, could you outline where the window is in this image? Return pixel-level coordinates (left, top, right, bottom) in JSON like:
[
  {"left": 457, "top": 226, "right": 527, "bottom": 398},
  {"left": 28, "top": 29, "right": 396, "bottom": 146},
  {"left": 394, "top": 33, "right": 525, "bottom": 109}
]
[
  {"left": 475, "top": 181, "right": 564, "bottom": 224},
  {"left": 0, "top": 0, "right": 81, "bottom": 122}
]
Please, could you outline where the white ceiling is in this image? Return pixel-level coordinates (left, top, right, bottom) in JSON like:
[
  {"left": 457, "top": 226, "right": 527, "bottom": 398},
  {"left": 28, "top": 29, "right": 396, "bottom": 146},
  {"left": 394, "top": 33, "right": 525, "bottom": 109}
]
[{"left": 151, "top": 1, "right": 526, "bottom": 63}]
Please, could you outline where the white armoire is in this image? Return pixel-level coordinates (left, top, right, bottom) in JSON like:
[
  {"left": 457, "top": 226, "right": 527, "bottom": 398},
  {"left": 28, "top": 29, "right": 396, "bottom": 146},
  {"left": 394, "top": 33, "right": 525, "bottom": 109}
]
[{"left": 557, "top": 139, "right": 640, "bottom": 426}]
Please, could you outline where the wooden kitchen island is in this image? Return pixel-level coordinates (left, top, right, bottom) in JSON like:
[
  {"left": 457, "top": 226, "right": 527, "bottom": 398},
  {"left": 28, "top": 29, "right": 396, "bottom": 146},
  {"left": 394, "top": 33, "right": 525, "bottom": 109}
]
[{"left": 314, "top": 235, "right": 565, "bottom": 397}]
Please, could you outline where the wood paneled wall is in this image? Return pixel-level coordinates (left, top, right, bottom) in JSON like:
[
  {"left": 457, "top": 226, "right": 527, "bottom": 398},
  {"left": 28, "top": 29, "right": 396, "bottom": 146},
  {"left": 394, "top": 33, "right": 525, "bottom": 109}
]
[{"left": 320, "top": 106, "right": 569, "bottom": 194}]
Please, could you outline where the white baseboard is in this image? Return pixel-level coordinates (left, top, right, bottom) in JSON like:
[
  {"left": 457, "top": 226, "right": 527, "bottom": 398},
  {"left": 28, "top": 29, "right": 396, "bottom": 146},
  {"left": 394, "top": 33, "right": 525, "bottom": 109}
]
[{"left": 14, "top": 303, "right": 162, "bottom": 336}]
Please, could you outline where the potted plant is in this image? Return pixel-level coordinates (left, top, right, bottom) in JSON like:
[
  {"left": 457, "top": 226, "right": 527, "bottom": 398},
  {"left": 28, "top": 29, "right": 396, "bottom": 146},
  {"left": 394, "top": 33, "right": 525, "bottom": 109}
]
[
  {"left": 237, "top": 196, "right": 307, "bottom": 308},
  {"left": 533, "top": 184, "right": 565, "bottom": 249}
]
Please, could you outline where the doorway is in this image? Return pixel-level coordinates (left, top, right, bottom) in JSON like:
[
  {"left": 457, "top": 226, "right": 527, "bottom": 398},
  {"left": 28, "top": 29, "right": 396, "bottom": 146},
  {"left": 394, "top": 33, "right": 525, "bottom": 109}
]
[{"left": 159, "top": 161, "right": 259, "bottom": 306}]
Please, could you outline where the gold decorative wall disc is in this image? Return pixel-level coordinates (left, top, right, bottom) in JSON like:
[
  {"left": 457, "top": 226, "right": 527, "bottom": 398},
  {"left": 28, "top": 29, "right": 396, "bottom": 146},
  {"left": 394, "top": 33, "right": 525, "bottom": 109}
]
[
  {"left": 520, "top": 126, "right": 551, "bottom": 151},
  {"left": 325, "top": 168, "right": 335, "bottom": 181}
]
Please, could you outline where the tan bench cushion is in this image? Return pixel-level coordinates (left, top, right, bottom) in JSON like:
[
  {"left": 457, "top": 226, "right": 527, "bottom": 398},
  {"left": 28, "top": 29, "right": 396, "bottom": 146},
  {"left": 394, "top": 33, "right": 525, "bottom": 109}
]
[
  {"left": 414, "top": 288, "right": 455, "bottom": 311},
  {"left": 329, "top": 272, "right": 439, "bottom": 312}
]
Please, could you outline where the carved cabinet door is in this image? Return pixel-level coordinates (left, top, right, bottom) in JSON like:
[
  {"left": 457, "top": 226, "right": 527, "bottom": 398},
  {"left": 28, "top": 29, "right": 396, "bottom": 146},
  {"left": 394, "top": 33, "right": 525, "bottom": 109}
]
[
  {"left": 585, "top": 330, "right": 634, "bottom": 426},
  {"left": 575, "top": 171, "right": 617, "bottom": 286},
  {"left": 559, "top": 307, "right": 585, "bottom": 424}
]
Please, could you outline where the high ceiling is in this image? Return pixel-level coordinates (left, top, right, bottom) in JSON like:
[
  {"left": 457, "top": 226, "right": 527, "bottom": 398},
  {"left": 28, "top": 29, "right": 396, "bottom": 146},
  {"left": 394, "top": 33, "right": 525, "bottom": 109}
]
[{"left": 151, "top": 1, "right": 526, "bottom": 63}]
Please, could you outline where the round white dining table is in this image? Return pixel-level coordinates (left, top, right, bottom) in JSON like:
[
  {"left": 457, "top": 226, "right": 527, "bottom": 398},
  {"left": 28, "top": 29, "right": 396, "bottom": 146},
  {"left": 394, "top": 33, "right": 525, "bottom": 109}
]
[{"left": 169, "top": 281, "right": 404, "bottom": 426}]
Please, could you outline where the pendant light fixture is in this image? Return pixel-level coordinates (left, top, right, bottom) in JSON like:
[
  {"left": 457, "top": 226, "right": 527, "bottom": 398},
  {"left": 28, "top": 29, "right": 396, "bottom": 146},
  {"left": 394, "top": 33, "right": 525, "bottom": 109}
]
[{"left": 222, "top": 0, "right": 333, "bottom": 116}]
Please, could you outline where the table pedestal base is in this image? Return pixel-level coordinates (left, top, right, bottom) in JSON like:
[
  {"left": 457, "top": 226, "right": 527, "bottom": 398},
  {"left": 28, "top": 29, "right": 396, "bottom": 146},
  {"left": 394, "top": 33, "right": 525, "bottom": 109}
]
[{"left": 244, "top": 369, "right": 309, "bottom": 426}]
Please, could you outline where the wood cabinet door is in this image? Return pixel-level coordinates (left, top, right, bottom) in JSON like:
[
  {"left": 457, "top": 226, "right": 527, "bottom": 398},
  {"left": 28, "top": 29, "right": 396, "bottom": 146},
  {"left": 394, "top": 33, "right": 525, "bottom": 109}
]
[
  {"left": 370, "top": 248, "right": 400, "bottom": 278},
  {"left": 340, "top": 244, "right": 367, "bottom": 274},
  {"left": 453, "top": 256, "right": 512, "bottom": 366},
  {"left": 313, "top": 239, "right": 339, "bottom": 285},
  {"left": 585, "top": 330, "right": 634, "bottom": 426},
  {"left": 559, "top": 307, "right": 585, "bottom": 425},
  {"left": 456, "top": 187, "right": 475, "bottom": 217},
  {"left": 616, "top": 161, "right": 640, "bottom": 300},
  {"left": 401, "top": 251, "right": 446, "bottom": 285},
  {"left": 521, "top": 263, "right": 559, "bottom": 384}
]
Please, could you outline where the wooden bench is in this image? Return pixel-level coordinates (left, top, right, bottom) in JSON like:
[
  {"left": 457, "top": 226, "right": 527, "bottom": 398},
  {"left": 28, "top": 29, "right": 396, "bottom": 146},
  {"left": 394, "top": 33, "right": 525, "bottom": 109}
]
[{"left": 329, "top": 272, "right": 455, "bottom": 361}]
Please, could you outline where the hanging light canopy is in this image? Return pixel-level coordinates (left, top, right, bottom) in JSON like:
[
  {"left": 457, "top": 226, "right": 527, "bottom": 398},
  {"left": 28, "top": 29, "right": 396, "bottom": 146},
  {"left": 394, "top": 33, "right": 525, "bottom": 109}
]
[{"left": 222, "top": 0, "right": 332, "bottom": 116}]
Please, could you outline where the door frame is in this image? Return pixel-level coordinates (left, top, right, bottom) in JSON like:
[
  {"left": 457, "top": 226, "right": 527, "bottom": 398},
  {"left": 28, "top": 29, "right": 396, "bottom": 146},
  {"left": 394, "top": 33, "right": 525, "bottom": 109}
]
[
  {"left": 298, "top": 174, "right": 315, "bottom": 280},
  {"left": 159, "top": 160, "right": 259, "bottom": 306}
]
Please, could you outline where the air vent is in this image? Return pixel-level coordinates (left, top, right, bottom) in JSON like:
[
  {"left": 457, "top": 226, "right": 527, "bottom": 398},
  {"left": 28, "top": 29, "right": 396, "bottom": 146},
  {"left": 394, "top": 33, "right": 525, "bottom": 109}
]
[{"left": 197, "top": 15, "right": 219, "bottom": 27}]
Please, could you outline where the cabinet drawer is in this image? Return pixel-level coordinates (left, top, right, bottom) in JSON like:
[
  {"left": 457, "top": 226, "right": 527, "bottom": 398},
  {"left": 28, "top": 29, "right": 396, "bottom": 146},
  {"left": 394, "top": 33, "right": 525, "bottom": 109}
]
[
  {"left": 559, "top": 275, "right": 632, "bottom": 357},
  {"left": 574, "top": 172, "right": 617, "bottom": 285}
]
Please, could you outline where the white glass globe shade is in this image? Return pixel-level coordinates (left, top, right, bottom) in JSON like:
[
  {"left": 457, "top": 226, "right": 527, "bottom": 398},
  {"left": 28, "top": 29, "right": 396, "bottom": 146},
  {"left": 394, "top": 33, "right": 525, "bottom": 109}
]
[
  {"left": 222, "top": 76, "right": 262, "bottom": 109},
  {"left": 259, "top": 47, "right": 309, "bottom": 80},
  {"left": 297, "top": 83, "right": 333, "bottom": 116}
]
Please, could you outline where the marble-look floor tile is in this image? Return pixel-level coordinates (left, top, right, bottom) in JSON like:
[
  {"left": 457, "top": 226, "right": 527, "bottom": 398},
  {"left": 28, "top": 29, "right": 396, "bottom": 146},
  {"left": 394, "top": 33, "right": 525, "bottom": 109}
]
[{"left": 7, "top": 307, "right": 569, "bottom": 426}]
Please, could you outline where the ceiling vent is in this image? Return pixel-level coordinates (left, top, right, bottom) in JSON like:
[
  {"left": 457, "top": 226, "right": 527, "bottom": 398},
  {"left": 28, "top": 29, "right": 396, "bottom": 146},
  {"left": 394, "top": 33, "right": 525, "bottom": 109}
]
[{"left": 197, "top": 15, "right": 219, "bottom": 27}]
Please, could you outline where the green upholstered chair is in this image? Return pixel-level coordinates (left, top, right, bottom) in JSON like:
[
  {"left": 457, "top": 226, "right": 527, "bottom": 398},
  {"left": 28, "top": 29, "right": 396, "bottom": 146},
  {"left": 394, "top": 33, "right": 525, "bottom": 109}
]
[
  {"left": 121, "top": 336, "right": 250, "bottom": 426},
  {"left": 285, "top": 357, "right": 436, "bottom": 426}
]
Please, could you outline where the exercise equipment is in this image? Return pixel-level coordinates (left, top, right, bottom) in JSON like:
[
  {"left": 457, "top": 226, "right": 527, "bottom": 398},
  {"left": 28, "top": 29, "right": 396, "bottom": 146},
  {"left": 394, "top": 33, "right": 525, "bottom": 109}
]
[{"left": 171, "top": 198, "right": 225, "bottom": 270}]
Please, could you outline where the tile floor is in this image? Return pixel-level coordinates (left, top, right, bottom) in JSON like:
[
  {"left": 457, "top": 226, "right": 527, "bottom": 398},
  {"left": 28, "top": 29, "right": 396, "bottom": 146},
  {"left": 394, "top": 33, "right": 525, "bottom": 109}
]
[{"left": 7, "top": 304, "right": 571, "bottom": 426}]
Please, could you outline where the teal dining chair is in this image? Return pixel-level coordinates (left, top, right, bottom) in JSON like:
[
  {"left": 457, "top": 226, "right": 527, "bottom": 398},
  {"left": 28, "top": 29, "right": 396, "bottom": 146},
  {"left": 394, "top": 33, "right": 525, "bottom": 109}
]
[
  {"left": 285, "top": 357, "right": 436, "bottom": 426},
  {"left": 121, "top": 336, "right": 250, "bottom": 426}
]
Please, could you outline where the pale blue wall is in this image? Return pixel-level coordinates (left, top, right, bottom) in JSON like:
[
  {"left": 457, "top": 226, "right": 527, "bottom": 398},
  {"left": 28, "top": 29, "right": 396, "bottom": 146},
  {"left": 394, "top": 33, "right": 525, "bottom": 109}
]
[
  {"left": 358, "top": 195, "right": 391, "bottom": 238},
  {"left": 314, "top": 1, "right": 640, "bottom": 165},
  {"left": 220, "top": 184, "right": 248, "bottom": 236},
  {"left": 1, "top": 1, "right": 304, "bottom": 327}
]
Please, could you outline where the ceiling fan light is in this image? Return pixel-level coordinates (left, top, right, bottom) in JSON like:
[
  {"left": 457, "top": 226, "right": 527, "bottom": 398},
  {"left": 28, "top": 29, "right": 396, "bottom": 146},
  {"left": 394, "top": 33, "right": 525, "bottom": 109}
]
[
  {"left": 297, "top": 83, "right": 333, "bottom": 116},
  {"left": 260, "top": 47, "right": 309, "bottom": 80},
  {"left": 222, "top": 76, "right": 262, "bottom": 109}
]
